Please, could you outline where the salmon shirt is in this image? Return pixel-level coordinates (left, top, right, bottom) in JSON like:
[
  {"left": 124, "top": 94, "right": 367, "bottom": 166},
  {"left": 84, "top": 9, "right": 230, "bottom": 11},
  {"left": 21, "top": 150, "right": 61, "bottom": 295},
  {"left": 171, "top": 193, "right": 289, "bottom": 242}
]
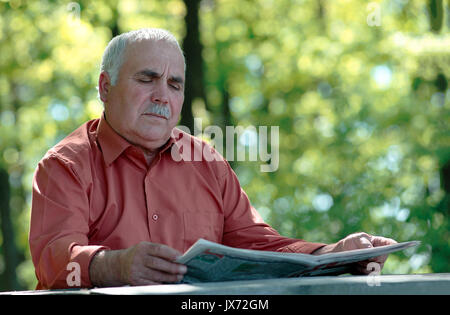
[{"left": 29, "top": 114, "right": 326, "bottom": 289}]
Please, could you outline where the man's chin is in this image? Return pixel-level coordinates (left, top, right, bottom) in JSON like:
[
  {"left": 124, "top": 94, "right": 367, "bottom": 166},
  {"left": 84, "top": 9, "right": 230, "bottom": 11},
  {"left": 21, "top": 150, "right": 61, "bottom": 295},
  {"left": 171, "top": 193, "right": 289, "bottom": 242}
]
[{"left": 135, "top": 129, "right": 172, "bottom": 148}]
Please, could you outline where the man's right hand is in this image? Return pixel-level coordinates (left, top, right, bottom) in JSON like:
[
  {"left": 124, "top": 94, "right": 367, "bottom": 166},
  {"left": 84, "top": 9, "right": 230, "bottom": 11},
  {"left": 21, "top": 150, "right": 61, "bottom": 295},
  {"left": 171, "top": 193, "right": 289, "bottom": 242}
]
[{"left": 89, "top": 242, "right": 187, "bottom": 287}]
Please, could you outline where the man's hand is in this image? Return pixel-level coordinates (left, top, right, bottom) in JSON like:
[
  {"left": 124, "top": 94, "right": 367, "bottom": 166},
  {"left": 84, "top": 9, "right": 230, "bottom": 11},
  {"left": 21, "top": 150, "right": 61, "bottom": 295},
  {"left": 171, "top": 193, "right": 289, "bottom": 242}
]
[
  {"left": 312, "top": 232, "right": 397, "bottom": 274},
  {"left": 89, "top": 242, "right": 187, "bottom": 287}
]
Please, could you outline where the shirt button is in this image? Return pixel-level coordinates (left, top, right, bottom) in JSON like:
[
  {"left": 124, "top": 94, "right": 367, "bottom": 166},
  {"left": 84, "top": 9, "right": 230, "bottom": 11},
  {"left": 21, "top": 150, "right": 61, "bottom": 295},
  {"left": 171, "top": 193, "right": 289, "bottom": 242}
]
[{"left": 152, "top": 214, "right": 158, "bottom": 221}]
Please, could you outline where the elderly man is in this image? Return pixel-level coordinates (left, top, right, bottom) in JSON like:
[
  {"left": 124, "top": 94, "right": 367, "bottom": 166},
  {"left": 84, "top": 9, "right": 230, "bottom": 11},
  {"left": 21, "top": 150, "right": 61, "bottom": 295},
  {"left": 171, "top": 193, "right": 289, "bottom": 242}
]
[{"left": 29, "top": 28, "right": 396, "bottom": 289}]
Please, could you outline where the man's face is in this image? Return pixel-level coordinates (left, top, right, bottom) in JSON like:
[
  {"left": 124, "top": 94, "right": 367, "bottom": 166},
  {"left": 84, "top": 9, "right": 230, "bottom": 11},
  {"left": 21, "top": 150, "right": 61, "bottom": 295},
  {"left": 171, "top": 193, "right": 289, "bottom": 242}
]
[{"left": 102, "top": 40, "right": 185, "bottom": 151}]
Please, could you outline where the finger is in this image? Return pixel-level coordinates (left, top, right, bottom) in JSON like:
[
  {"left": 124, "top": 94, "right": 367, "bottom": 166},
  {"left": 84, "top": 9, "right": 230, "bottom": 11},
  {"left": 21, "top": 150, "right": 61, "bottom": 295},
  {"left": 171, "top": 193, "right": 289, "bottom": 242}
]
[
  {"left": 370, "top": 236, "right": 397, "bottom": 247},
  {"left": 342, "top": 232, "right": 372, "bottom": 251},
  {"left": 350, "top": 262, "right": 370, "bottom": 275},
  {"left": 354, "top": 264, "right": 370, "bottom": 275},
  {"left": 370, "top": 254, "right": 388, "bottom": 265},
  {"left": 146, "top": 243, "right": 183, "bottom": 261},
  {"left": 140, "top": 268, "right": 184, "bottom": 284},
  {"left": 352, "top": 235, "right": 373, "bottom": 250},
  {"left": 351, "top": 232, "right": 372, "bottom": 241},
  {"left": 145, "top": 255, "right": 187, "bottom": 275}
]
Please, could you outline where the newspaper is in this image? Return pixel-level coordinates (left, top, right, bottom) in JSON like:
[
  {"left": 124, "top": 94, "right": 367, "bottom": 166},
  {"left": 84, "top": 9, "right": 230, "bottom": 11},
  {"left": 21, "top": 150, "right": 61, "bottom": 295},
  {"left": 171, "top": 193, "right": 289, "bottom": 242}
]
[{"left": 176, "top": 239, "right": 420, "bottom": 283}]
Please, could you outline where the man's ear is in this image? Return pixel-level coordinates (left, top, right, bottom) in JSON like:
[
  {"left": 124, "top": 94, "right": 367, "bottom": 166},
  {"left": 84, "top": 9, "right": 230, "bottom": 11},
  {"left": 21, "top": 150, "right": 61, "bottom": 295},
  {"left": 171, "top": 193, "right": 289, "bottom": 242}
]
[{"left": 98, "top": 71, "right": 112, "bottom": 103}]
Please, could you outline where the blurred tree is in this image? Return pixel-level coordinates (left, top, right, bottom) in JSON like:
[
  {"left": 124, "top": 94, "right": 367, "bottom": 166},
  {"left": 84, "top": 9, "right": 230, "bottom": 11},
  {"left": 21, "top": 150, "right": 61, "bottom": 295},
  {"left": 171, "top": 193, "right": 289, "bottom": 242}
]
[
  {"left": 199, "top": 0, "right": 449, "bottom": 274},
  {"left": 428, "top": 0, "right": 444, "bottom": 32},
  {"left": 181, "top": 0, "right": 204, "bottom": 132},
  {"left": 0, "top": 0, "right": 448, "bottom": 291},
  {"left": 0, "top": 167, "right": 20, "bottom": 290}
]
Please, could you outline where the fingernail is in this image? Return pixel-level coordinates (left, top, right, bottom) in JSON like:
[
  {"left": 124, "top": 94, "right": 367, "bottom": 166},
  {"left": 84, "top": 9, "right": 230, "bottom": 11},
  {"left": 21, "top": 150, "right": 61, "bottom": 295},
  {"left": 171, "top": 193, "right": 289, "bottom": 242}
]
[{"left": 179, "top": 265, "right": 187, "bottom": 274}]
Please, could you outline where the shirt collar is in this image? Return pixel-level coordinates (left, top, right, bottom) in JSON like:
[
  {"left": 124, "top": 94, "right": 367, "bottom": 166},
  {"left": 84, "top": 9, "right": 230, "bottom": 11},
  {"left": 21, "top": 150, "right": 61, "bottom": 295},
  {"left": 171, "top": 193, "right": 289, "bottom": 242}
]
[{"left": 96, "top": 112, "right": 179, "bottom": 166}]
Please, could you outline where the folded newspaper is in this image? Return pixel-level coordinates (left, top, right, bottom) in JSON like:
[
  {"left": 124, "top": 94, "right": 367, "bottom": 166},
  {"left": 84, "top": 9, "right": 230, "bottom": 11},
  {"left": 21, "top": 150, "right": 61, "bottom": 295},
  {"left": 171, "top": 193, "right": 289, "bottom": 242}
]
[{"left": 176, "top": 239, "right": 420, "bottom": 283}]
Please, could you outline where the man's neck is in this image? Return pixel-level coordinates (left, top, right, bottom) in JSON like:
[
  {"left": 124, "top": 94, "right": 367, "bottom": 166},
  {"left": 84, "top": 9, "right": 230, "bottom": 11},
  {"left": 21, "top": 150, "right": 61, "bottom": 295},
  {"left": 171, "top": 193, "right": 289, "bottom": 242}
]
[
  {"left": 103, "top": 113, "right": 165, "bottom": 166},
  {"left": 141, "top": 148, "right": 158, "bottom": 166}
]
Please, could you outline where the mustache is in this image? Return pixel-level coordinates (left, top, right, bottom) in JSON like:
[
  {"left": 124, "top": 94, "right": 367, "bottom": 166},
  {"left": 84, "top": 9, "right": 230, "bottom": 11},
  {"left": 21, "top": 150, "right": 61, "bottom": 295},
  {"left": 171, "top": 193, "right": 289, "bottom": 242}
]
[{"left": 144, "top": 103, "right": 171, "bottom": 119}]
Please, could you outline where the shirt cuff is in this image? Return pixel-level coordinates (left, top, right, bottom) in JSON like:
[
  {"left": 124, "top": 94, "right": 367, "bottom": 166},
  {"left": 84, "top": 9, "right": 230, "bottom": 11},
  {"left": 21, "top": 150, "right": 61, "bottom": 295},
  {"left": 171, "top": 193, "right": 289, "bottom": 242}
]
[
  {"left": 69, "top": 243, "right": 110, "bottom": 288},
  {"left": 278, "top": 240, "right": 327, "bottom": 254}
]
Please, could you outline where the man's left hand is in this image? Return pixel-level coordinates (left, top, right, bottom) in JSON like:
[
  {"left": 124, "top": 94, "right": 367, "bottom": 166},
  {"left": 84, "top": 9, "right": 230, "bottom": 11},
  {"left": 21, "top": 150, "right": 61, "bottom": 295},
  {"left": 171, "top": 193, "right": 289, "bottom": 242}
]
[{"left": 312, "top": 232, "right": 397, "bottom": 274}]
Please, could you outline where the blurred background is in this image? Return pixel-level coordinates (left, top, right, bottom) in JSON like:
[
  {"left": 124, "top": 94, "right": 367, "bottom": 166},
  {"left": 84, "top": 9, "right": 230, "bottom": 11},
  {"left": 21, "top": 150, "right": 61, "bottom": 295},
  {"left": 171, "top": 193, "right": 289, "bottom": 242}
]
[{"left": 0, "top": 0, "right": 449, "bottom": 291}]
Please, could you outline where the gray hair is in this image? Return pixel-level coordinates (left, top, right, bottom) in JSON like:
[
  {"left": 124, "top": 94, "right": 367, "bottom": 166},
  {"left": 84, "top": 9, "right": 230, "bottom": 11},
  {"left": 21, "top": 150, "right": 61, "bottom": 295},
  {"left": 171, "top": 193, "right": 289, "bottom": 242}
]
[{"left": 100, "top": 28, "right": 185, "bottom": 86}]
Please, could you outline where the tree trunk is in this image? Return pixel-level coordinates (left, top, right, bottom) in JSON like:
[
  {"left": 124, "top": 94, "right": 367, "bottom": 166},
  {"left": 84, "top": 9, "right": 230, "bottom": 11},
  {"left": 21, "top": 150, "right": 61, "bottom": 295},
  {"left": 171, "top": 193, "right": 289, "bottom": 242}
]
[
  {"left": 0, "top": 167, "right": 20, "bottom": 291},
  {"left": 110, "top": 2, "right": 120, "bottom": 38},
  {"left": 181, "top": 0, "right": 206, "bottom": 133},
  {"left": 428, "top": 0, "right": 444, "bottom": 32},
  {"left": 440, "top": 160, "right": 450, "bottom": 214}
]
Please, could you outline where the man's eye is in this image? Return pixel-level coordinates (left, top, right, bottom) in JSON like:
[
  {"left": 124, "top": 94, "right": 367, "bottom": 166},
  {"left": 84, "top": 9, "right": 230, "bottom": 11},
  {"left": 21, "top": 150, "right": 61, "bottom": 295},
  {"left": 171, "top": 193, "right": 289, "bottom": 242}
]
[
  {"left": 138, "top": 79, "right": 152, "bottom": 83},
  {"left": 170, "top": 84, "right": 180, "bottom": 90}
]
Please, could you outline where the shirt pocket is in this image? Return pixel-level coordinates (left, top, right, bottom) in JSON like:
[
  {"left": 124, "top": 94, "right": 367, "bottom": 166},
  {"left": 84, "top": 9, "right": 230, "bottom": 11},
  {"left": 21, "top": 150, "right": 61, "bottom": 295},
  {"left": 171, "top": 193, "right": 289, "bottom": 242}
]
[{"left": 183, "top": 210, "right": 223, "bottom": 250}]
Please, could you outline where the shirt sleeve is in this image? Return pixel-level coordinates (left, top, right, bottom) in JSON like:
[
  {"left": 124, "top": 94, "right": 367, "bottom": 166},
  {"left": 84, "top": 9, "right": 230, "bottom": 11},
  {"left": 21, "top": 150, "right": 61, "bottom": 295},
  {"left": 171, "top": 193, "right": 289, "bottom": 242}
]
[
  {"left": 219, "top": 161, "right": 326, "bottom": 254},
  {"left": 29, "top": 154, "right": 109, "bottom": 289}
]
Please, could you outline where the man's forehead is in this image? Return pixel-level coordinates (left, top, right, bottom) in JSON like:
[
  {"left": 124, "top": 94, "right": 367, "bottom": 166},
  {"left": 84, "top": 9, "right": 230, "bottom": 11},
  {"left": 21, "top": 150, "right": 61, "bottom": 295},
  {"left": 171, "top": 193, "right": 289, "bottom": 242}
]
[{"left": 125, "top": 40, "right": 185, "bottom": 73}]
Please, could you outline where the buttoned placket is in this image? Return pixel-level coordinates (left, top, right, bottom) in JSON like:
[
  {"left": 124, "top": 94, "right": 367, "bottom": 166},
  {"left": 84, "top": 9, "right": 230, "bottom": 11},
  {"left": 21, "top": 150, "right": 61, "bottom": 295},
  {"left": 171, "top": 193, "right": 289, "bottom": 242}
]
[
  {"left": 144, "top": 152, "right": 164, "bottom": 242},
  {"left": 139, "top": 139, "right": 176, "bottom": 243}
]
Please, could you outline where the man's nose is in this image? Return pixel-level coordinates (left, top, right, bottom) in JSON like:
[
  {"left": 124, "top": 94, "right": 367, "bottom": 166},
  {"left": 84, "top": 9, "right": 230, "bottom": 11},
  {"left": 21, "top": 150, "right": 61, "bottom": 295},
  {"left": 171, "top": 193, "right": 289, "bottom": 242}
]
[{"left": 150, "top": 82, "right": 169, "bottom": 104}]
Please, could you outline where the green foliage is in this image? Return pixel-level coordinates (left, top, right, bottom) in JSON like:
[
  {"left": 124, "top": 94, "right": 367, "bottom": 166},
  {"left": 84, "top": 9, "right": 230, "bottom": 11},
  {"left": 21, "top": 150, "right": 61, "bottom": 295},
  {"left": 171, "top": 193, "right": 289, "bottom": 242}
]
[{"left": 0, "top": 0, "right": 448, "bottom": 290}]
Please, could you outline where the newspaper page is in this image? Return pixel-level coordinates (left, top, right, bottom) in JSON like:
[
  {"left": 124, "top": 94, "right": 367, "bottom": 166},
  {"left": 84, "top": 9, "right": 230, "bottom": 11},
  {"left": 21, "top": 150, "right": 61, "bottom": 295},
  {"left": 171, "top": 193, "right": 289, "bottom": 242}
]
[{"left": 176, "top": 239, "right": 420, "bottom": 283}]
